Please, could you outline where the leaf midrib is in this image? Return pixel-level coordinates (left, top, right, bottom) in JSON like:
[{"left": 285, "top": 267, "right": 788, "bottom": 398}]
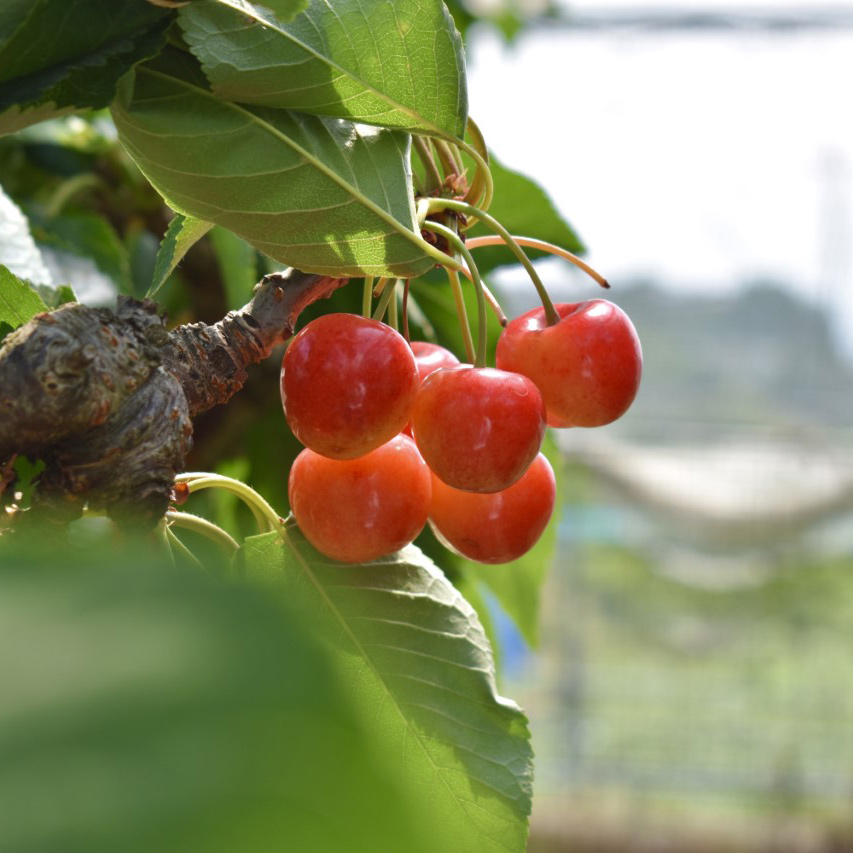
[
  {"left": 276, "top": 525, "right": 505, "bottom": 842},
  {"left": 211, "top": 0, "right": 461, "bottom": 140},
  {"left": 134, "top": 65, "right": 438, "bottom": 266}
]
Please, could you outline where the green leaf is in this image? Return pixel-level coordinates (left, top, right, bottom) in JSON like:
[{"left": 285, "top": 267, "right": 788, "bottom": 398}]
[
  {"left": 0, "top": 183, "right": 51, "bottom": 284},
  {"left": 469, "top": 154, "right": 586, "bottom": 275},
  {"left": 0, "top": 542, "right": 433, "bottom": 853},
  {"left": 33, "top": 211, "right": 133, "bottom": 295},
  {"left": 0, "top": 264, "right": 48, "bottom": 331},
  {"left": 243, "top": 525, "right": 534, "bottom": 853},
  {"left": 209, "top": 227, "right": 258, "bottom": 309},
  {"left": 149, "top": 212, "right": 214, "bottom": 299},
  {"left": 111, "top": 49, "right": 436, "bottom": 278},
  {"left": 461, "top": 433, "right": 563, "bottom": 649},
  {"left": 179, "top": 0, "right": 467, "bottom": 138},
  {"left": 0, "top": 0, "right": 171, "bottom": 136},
  {"left": 33, "top": 282, "right": 77, "bottom": 309}
]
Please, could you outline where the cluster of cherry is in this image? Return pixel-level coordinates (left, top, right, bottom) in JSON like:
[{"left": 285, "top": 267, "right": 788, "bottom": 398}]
[{"left": 280, "top": 297, "right": 641, "bottom": 566}]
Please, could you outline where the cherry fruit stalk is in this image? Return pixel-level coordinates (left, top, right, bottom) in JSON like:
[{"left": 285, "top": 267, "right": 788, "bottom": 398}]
[
  {"left": 288, "top": 435, "right": 431, "bottom": 564},
  {"left": 496, "top": 299, "right": 642, "bottom": 428},
  {"left": 281, "top": 314, "right": 419, "bottom": 459}
]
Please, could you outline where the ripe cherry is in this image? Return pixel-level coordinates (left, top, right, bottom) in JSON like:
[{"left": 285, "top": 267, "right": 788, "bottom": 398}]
[
  {"left": 288, "top": 435, "right": 431, "bottom": 564},
  {"left": 403, "top": 342, "right": 461, "bottom": 436},
  {"left": 410, "top": 341, "right": 461, "bottom": 381},
  {"left": 496, "top": 299, "right": 642, "bottom": 428},
  {"left": 281, "top": 313, "right": 419, "bottom": 459},
  {"left": 411, "top": 366, "right": 546, "bottom": 493},
  {"left": 429, "top": 453, "right": 556, "bottom": 564}
]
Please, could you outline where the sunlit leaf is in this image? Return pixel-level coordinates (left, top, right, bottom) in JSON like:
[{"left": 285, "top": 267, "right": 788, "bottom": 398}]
[
  {"left": 243, "top": 525, "right": 534, "bottom": 853},
  {"left": 149, "top": 212, "right": 213, "bottom": 299},
  {"left": 111, "top": 49, "right": 435, "bottom": 278},
  {"left": 179, "top": 0, "right": 467, "bottom": 137},
  {"left": 0, "top": 265, "right": 48, "bottom": 333}
]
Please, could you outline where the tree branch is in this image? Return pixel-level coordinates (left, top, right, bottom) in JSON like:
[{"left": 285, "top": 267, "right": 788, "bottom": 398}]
[{"left": 0, "top": 269, "right": 348, "bottom": 531}]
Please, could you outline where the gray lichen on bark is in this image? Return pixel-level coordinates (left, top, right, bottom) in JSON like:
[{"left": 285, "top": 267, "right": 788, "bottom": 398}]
[{"left": 0, "top": 268, "right": 347, "bottom": 531}]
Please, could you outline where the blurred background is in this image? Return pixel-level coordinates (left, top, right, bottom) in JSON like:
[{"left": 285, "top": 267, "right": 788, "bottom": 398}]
[{"left": 463, "top": 1, "right": 853, "bottom": 850}]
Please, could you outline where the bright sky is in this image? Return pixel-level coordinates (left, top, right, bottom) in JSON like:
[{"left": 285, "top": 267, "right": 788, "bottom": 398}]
[{"left": 466, "top": 12, "right": 853, "bottom": 354}]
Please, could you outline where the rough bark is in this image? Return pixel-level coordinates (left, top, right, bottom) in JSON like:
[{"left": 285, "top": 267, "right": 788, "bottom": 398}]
[{"left": 0, "top": 269, "right": 347, "bottom": 531}]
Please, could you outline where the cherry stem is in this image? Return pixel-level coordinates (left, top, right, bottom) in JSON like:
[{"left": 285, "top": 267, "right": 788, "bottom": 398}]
[
  {"left": 372, "top": 278, "right": 397, "bottom": 323},
  {"left": 433, "top": 138, "right": 462, "bottom": 179},
  {"left": 446, "top": 267, "right": 476, "bottom": 364},
  {"left": 402, "top": 279, "right": 411, "bottom": 342},
  {"left": 174, "top": 472, "right": 280, "bottom": 533},
  {"left": 165, "top": 525, "right": 205, "bottom": 570},
  {"left": 465, "top": 234, "right": 611, "bottom": 291},
  {"left": 427, "top": 197, "right": 559, "bottom": 326},
  {"left": 460, "top": 117, "right": 493, "bottom": 211},
  {"left": 423, "top": 219, "right": 488, "bottom": 367},
  {"left": 413, "top": 135, "right": 442, "bottom": 193},
  {"left": 388, "top": 279, "right": 400, "bottom": 331},
  {"left": 455, "top": 264, "right": 507, "bottom": 326},
  {"left": 165, "top": 509, "right": 240, "bottom": 554},
  {"left": 362, "top": 276, "right": 374, "bottom": 318}
]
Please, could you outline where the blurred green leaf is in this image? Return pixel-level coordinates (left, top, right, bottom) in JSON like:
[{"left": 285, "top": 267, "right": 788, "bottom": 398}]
[
  {"left": 209, "top": 227, "right": 258, "bottom": 310},
  {"left": 179, "top": 0, "right": 467, "bottom": 137},
  {"left": 149, "top": 213, "right": 213, "bottom": 299},
  {"left": 0, "top": 540, "right": 431, "bottom": 853},
  {"left": 468, "top": 154, "right": 585, "bottom": 276},
  {"left": 243, "top": 525, "right": 534, "bottom": 853},
  {"left": 33, "top": 211, "right": 132, "bottom": 294},
  {"left": 0, "top": 0, "right": 171, "bottom": 135},
  {"left": 111, "top": 48, "right": 434, "bottom": 279},
  {"left": 0, "top": 264, "right": 48, "bottom": 331}
]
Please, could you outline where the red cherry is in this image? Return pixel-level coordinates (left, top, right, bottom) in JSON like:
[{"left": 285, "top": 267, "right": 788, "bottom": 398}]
[
  {"left": 496, "top": 299, "right": 642, "bottom": 428},
  {"left": 403, "top": 342, "right": 461, "bottom": 436},
  {"left": 429, "top": 453, "right": 556, "bottom": 564},
  {"left": 411, "top": 366, "right": 546, "bottom": 493},
  {"left": 288, "top": 435, "right": 431, "bottom": 564},
  {"left": 410, "top": 341, "right": 461, "bottom": 382},
  {"left": 281, "top": 313, "right": 419, "bottom": 459}
]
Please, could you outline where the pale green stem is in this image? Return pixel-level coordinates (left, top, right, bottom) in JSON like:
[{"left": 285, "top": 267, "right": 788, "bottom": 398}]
[
  {"left": 459, "top": 118, "right": 493, "bottom": 212},
  {"left": 362, "top": 276, "right": 374, "bottom": 317},
  {"left": 166, "top": 509, "right": 240, "bottom": 554},
  {"left": 166, "top": 526, "right": 205, "bottom": 570},
  {"left": 465, "top": 234, "right": 611, "bottom": 290},
  {"left": 174, "top": 472, "right": 280, "bottom": 533},
  {"left": 46, "top": 173, "right": 102, "bottom": 218},
  {"left": 433, "top": 138, "right": 462, "bottom": 178},
  {"left": 422, "top": 219, "right": 487, "bottom": 367},
  {"left": 428, "top": 197, "right": 560, "bottom": 326},
  {"left": 446, "top": 267, "right": 475, "bottom": 363},
  {"left": 388, "top": 279, "right": 400, "bottom": 330},
  {"left": 413, "top": 135, "right": 442, "bottom": 193},
  {"left": 372, "top": 278, "right": 397, "bottom": 323}
]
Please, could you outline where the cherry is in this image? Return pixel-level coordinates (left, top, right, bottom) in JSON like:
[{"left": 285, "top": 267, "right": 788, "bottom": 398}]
[
  {"left": 429, "top": 453, "right": 556, "bottom": 564},
  {"left": 496, "top": 299, "right": 642, "bottom": 428},
  {"left": 410, "top": 341, "right": 461, "bottom": 381},
  {"left": 411, "top": 366, "right": 546, "bottom": 493},
  {"left": 281, "top": 313, "right": 419, "bottom": 459},
  {"left": 288, "top": 435, "right": 431, "bottom": 564},
  {"left": 403, "top": 342, "right": 461, "bottom": 436}
]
